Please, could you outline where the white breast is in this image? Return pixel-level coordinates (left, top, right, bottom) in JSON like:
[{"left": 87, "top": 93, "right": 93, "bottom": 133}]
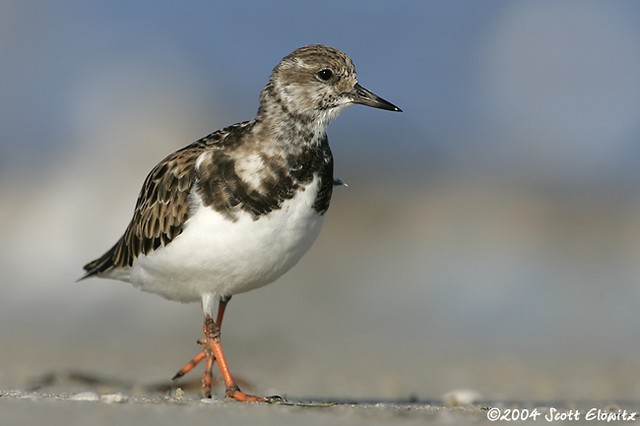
[{"left": 120, "top": 176, "right": 325, "bottom": 302}]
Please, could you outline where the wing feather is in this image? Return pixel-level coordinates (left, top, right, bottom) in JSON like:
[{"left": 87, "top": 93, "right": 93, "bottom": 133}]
[{"left": 81, "top": 146, "right": 202, "bottom": 277}]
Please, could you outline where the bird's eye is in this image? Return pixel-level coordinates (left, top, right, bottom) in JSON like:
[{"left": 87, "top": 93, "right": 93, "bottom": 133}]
[{"left": 316, "top": 68, "right": 334, "bottom": 81}]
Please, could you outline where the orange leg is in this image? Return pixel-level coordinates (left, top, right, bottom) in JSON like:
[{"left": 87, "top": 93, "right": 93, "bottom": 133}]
[
  {"left": 202, "top": 315, "right": 265, "bottom": 402},
  {"left": 202, "top": 347, "right": 215, "bottom": 397},
  {"left": 171, "top": 296, "right": 231, "bottom": 390},
  {"left": 171, "top": 349, "right": 206, "bottom": 381},
  {"left": 171, "top": 296, "right": 269, "bottom": 401}
]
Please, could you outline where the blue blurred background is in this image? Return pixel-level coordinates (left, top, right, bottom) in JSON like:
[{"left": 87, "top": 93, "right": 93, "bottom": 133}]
[{"left": 2, "top": 0, "right": 640, "bottom": 400}]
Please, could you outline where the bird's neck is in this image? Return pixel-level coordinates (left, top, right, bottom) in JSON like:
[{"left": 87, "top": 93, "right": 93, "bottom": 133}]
[{"left": 254, "top": 85, "right": 329, "bottom": 151}]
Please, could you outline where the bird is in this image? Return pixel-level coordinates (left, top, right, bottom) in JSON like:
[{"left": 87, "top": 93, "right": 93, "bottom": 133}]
[{"left": 80, "top": 44, "right": 401, "bottom": 402}]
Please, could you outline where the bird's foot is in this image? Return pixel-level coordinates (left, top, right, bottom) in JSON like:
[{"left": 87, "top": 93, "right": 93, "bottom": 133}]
[
  {"left": 225, "top": 385, "right": 277, "bottom": 403},
  {"left": 171, "top": 348, "right": 207, "bottom": 381}
]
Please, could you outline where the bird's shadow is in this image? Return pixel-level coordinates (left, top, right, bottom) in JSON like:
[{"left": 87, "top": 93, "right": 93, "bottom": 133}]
[{"left": 25, "top": 369, "right": 441, "bottom": 407}]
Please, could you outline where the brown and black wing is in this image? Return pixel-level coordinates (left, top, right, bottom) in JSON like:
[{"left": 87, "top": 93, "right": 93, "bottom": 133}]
[{"left": 81, "top": 146, "right": 202, "bottom": 278}]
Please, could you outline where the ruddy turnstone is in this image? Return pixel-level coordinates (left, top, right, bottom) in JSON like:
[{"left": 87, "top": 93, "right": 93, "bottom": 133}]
[{"left": 81, "top": 44, "right": 401, "bottom": 402}]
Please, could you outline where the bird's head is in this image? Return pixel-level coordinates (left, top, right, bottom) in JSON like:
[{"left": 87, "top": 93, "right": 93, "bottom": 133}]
[{"left": 260, "top": 45, "right": 401, "bottom": 127}]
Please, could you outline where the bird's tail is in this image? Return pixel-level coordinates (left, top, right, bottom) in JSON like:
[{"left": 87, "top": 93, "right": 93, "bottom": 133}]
[{"left": 78, "top": 243, "right": 118, "bottom": 281}]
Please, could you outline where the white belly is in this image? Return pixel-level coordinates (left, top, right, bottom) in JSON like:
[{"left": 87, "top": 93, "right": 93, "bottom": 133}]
[{"left": 112, "top": 176, "right": 325, "bottom": 302}]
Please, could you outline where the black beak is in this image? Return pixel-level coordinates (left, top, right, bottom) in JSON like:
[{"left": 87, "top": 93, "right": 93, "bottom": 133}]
[{"left": 351, "top": 83, "right": 402, "bottom": 112}]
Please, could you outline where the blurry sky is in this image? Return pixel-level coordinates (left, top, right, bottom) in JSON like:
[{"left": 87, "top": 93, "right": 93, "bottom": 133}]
[
  {"left": 3, "top": 1, "right": 640, "bottom": 186},
  {"left": 3, "top": 0, "right": 640, "bottom": 397}
]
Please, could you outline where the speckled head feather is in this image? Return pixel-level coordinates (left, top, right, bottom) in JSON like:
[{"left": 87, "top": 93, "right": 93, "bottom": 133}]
[
  {"left": 262, "top": 45, "right": 358, "bottom": 119},
  {"left": 81, "top": 44, "right": 400, "bottom": 278}
]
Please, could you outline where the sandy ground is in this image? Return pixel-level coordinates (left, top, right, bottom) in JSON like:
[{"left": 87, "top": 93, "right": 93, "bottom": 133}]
[
  {"left": 1, "top": 389, "right": 486, "bottom": 426},
  {"left": 2, "top": 387, "right": 638, "bottom": 426}
]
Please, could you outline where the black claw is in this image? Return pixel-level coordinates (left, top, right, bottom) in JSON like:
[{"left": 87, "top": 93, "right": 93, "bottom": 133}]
[{"left": 265, "top": 394, "right": 287, "bottom": 404}]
